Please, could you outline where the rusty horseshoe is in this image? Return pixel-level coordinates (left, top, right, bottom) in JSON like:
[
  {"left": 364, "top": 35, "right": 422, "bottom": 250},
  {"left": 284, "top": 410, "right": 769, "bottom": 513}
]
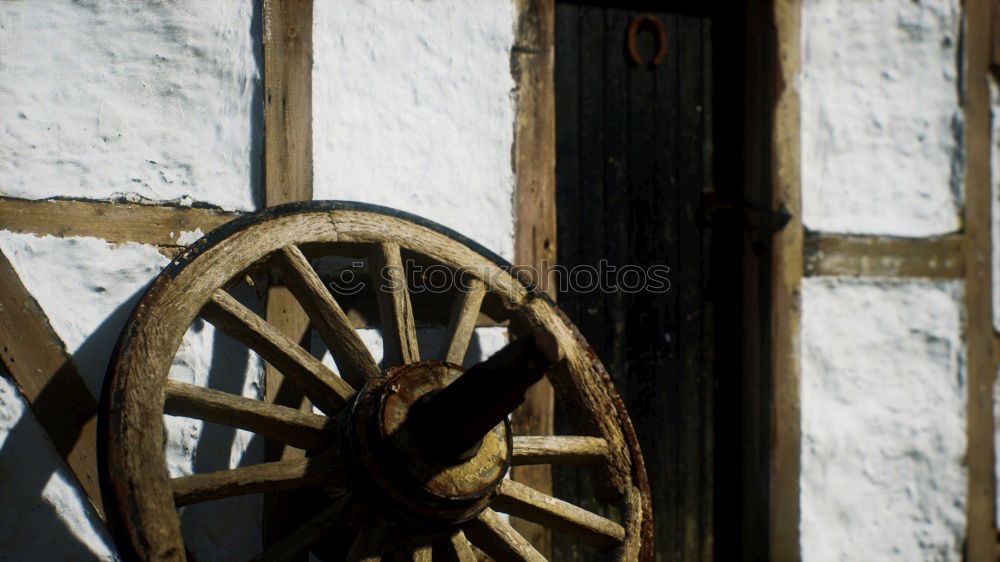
[{"left": 627, "top": 14, "right": 668, "bottom": 67}]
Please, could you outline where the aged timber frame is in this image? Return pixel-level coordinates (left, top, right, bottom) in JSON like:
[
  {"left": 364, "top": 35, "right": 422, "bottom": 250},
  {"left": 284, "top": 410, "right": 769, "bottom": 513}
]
[
  {"left": 510, "top": 0, "right": 558, "bottom": 556},
  {"left": 769, "top": 0, "right": 999, "bottom": 559}
]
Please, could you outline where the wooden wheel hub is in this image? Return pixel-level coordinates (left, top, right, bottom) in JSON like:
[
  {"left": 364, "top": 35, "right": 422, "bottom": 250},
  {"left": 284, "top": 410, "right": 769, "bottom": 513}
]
[{"left": 343, "top": 361, "right": 512, "bottom": 527}]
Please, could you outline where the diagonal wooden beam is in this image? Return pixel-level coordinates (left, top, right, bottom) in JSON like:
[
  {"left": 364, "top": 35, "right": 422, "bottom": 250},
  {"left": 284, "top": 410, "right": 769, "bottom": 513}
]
[{"left": 0, "top": 249, "right": 103, "bottom": 519}]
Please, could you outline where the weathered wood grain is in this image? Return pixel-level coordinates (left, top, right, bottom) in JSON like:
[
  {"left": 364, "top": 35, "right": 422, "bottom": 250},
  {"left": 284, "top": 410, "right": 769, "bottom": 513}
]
[
  {"left": 804, "top": 234, "right": 963, "bottom": 278},
  {"left": 370, "top": 242, "right": 419, "bottom": 367},
  {"left": 963, "top": 0, "right": 997, "bottom": 559},
  {"left": 171, "top": 454, "right": 342, "bottom": 506},
  {"left": 512, "top": 435, "right": 608, "bottom": 466},
  {"left": 770, "top": 1, "right": 803, "bottom": 559},
  {"left": 262, "top": 0, "right": 314, "bottom": 548},
  {"left": 0, "top": 249, "right": 103, "bottom": 519},
  {"left": 163, "top": 379, "right": 336, "bottom": 450},
  {"left": 438, "top": 531, "right": 477, "bottom": 562},
  {"left": 493, "top": 479, "right": 625, "bottom": 550},
  {"left": 102, "top": 206, "right": 647, "bottom": 559},
  {"left": 464, "top": 508, "right": 546, "bottom": 562},
  {"left": 263, "top": 0, "right": 312, "bottom": 207},
  {"left": 276, "top": 244, "right": 380, "bottom": 387},
  {"left": 201, "top": 289, "right": 354, "bottom": 414},
  {"left": 0, "top": 196, "right": 240, "bottom": 247},
  {"left": 510, "top": 1, "right": 557, "bottom": 554},
  {"left": 437, "top": 278, "right": 486, "bottom": 364}
]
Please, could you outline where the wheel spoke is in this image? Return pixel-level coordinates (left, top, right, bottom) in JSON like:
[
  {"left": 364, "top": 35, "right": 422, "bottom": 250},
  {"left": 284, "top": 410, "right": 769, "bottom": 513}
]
[
  {"left": 397, "top": 537, "right": 433, "bottom": 561},
  {"left": 201, "top": 289, "right": 354, "bottom": 414},
  {"left": 463, "top": 508, "right": 546, "bottom": 562},
  {"left": 171, "top": 453, "right": 344, "bottom": 506},
  {"left": 164, "top": 380, "right": 336, "bottom": 450},
  {"left": 346, "top": 518, "right": 390, "bottom": 561},
  {"left": 369, "top": 242, "right": 419, "bottom": 367},
  {"left": 437, "top": 278, "right": 486, "bottom": 364},
  {"left": 436, "top": 531, "right": 476, "bottom": 562},
  {"left": 251, "top": 492, "right": 355, "bottom": 562},
  {"left": 275, "top": 245, "right": 380, "bottom": 387},
  {"left": 512, "top": 436, "right": 609, "bottom": 466},
  {"left": 492, "top": 479, "right": 625, "bottom": 550}
]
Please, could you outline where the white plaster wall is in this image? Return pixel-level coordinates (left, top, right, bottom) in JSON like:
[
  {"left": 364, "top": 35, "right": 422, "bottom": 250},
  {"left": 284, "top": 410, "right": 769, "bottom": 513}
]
[
  {"left": 0, "top": 1, "right": 262, "bottom": 211},
  {"left": 312, "top": 0, "right": 517, "bottom": 261},
  {"left": 801, "top": 0, "right": 963, "bottom": 236},
  {"left": 800, "top": 278, "right": 966, "bottom": 561}
]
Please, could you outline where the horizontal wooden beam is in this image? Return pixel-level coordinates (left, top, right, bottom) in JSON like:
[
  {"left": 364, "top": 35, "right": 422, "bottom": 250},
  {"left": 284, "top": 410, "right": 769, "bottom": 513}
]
[
  {"left": 0, "top": 196, "right": 241, "bottom": 247},
  {"left": 804, "top": 233, "right": 963, "bottom": 278}
]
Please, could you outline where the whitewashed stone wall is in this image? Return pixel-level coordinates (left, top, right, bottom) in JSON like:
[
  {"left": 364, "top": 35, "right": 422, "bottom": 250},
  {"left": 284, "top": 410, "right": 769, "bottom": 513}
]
[
  {"left": 800, "top": 1, "right": 968, "bottom": 560},
  {"left": 0, "top": 0, "right": 518, "bottom": 558}
]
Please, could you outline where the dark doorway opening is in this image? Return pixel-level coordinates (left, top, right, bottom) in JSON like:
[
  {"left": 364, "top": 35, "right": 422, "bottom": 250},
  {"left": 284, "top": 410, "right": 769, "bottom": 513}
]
[{"left": 554, "top": 3, "right": 759, "bottom": 560}]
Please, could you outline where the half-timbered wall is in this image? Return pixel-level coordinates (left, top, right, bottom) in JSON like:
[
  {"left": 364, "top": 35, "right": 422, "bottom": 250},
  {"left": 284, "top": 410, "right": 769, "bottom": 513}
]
[
  {"left": 0, "top": 1, "right": 518, "bottom": 558},
  {"left": 797, "top": 0, "right": 981, "bottom": 560}
]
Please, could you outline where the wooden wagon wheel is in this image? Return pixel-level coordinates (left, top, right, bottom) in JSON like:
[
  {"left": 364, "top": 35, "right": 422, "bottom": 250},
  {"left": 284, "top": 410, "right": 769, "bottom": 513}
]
[{"left": 99, "top": 201, "right": 652, "bottom": 561}]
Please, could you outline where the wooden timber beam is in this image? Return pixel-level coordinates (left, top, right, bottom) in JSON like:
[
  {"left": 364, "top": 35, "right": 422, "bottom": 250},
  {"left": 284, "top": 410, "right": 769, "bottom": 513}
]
[
  {"left": 962, "top": 0, "right": 997, "bottom": 558},
  {"left": 769, "top": 1, "right": 802, "bottom": 559},
  {"left": 510, "top": 0, "right": 556, "bottom": 556},
  {"left": 260, "top": 0, "right": 314, "bottom": 552},
  {"left": 804, "top": 233, "right": 963, "bottom": 278},
  {"left": 0, "top": 196, "right": 241, "bottom": 249},
  {"left": 0, "top": 249, "right": 103, "bottom": 520}
]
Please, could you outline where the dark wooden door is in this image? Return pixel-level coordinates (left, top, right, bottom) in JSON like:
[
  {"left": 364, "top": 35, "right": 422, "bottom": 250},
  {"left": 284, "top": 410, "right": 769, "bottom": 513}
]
[{"left": 554, "top": 3, "right": 746, "bottom": 560}]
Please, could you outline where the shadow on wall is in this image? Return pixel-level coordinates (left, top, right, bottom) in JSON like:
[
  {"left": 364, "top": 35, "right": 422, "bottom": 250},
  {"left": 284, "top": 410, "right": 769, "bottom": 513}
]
[
  {"left": 0, "top": 278, "right": 495, "bottom": 560},
  {"left": 0, "top": 286, "right": 147, "bottom": 560},
  {"left": 0, "top": 283, "right": 268, "bottom": 560}
]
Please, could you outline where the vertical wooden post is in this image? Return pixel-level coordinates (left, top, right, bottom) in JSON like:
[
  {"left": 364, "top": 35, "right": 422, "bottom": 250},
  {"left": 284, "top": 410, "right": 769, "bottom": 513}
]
[
  {"left": 769, "top": 0, "right": 803, "bottom": 559},
  {"left": 261, "top": 0, "right": 314, "bottom": 550},
  {"left": 963, "top": 0, "right": 997, "bottom": 559},
  {"left": 511, "top": 0, "right": 557, "bottom": 556}
]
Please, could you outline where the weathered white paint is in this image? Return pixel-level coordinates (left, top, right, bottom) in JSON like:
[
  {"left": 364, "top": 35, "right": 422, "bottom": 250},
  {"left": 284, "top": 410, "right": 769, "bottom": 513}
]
[
  {"left": 0, "top": 1, "right": 262, "bottom": 211},
  {"left": 312, "top": 0, "right": 517, "bottom": 260},
  {"left": 0, "top": 372, "right": 116, "bottom": 561},
  {"left": 801, "top": 0, "right": 963, "bottom": 236},
  {"left": 800, "top": 278, "right": 966, "bottom": 561}
]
